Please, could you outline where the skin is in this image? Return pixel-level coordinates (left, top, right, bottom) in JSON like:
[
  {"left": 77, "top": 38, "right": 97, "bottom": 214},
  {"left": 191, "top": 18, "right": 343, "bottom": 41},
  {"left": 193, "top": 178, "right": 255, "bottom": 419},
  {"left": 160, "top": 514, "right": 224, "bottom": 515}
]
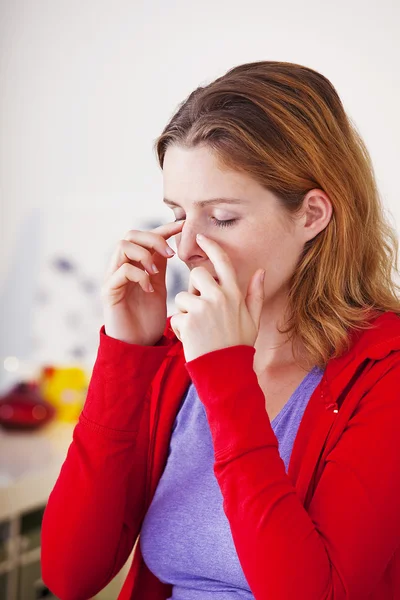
[{"left": 162, "top": 144, "right": 333, "bottom": 376}]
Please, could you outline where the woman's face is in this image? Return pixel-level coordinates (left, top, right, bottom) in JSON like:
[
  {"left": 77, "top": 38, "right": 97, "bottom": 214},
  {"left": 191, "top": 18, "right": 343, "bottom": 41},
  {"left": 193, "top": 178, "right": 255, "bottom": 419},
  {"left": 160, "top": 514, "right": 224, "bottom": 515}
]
[{"left": 163, "top": 144, "right": 327, "bottom": 303}]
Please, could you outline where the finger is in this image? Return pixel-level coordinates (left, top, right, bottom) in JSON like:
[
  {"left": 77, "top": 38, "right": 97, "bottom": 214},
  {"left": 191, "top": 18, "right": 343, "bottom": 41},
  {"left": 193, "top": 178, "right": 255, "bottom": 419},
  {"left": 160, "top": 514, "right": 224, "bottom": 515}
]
[
  {"left": 105, "top": 239, "right": 161, "bottom": 281},
  {"left": 195, "top": 234, "right": 238, "bottom": 292},
  {"left": 123, "top": 220, "right": 183, "bottom": 256},
  {"left": 137, "top": 218, "right": 185, "bottom": 240},
  {"left": 188, "top": 267, "right": 220, "bottom": 298},
  {"left": 103, "top": 262, "right": 154, "bottom": 297},
  {"left": 170, "top": 312, "right": 183, "bottom": 341},
  {"left": 174, "top": 290, "right": 202, "bottom": 313},
  {"left": 105, "top": 220, "right": 183, "bottom": 279},
  {"left": 245, "top": 269, "right": 265, "bottom": 329}
]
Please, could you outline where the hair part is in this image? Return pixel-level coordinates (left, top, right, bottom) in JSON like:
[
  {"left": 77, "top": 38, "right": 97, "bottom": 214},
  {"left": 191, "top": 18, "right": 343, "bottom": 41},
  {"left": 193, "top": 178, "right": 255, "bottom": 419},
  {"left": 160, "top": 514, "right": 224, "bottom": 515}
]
[{"left": 154, "top": 60, "right": 400, "bottom": 369}]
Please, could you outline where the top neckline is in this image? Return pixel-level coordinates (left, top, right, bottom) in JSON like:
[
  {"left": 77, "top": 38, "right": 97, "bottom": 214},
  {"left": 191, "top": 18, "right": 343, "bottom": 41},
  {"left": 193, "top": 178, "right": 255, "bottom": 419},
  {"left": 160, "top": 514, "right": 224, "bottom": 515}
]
[{"left": 270, "top": 365, "right": 324, "bottom": 427}]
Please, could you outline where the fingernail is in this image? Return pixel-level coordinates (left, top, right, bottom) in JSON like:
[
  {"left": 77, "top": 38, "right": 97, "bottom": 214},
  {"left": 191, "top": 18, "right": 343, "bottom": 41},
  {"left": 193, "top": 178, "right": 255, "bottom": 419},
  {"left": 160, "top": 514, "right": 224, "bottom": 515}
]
[
  {"left": 260, "top": 270, "right": 266, "bottom": 283},
  {"left": 165, "top": 246, "right": 175, "bottom": 256}
]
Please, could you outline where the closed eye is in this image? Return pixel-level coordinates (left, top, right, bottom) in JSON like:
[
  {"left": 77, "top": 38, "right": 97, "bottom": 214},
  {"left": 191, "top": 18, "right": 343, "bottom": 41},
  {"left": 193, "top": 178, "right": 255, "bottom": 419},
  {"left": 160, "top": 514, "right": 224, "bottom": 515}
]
[{"left": 174, "top": 217, "right": 238, "bottom": 228}]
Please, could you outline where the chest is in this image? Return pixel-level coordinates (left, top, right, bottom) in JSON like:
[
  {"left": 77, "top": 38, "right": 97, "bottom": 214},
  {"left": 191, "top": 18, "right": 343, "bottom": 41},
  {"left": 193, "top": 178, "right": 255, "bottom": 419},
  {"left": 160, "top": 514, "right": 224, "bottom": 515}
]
[{"left": 256, "top": 368, "right": 311, "bottom": 422}]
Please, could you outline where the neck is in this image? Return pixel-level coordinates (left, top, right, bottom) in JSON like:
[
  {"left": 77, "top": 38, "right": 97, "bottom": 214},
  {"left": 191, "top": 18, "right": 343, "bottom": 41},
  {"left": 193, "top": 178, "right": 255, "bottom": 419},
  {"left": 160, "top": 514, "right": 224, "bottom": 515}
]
[{"left": 253, "top": 298, "right": 312, "bottom": 375}]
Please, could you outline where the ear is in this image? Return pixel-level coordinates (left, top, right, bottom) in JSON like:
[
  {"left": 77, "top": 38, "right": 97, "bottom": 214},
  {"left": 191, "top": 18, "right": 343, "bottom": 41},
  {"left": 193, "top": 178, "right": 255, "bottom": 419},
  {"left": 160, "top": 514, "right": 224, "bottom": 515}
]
[{"left": 301, "top": 189, "right": 333, "bottom": 243}]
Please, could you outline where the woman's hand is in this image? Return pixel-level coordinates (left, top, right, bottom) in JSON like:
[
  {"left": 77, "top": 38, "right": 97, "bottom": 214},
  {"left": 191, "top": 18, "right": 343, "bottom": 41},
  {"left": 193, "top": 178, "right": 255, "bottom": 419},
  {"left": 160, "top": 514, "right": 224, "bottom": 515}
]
[
  {"left": 170, "top": 233, "right": 266, "bottom": 362},
  {"left": 101, "top": 220, "right": 184, "bottom": 345}
]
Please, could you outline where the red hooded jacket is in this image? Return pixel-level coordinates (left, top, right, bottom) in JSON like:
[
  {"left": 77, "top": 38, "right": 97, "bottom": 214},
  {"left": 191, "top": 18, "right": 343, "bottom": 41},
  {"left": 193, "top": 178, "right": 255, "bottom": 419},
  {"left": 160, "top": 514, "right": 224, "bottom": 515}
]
[{"left": 41, "top": 309, "right": 400, "bottom": 599}]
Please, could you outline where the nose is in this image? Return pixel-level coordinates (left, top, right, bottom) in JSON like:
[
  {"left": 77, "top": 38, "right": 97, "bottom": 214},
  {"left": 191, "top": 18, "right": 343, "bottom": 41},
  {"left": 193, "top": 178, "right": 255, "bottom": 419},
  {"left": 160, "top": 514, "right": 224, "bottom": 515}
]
[{"left": 175, "top": 220, "right": 209, "bottom": 267}]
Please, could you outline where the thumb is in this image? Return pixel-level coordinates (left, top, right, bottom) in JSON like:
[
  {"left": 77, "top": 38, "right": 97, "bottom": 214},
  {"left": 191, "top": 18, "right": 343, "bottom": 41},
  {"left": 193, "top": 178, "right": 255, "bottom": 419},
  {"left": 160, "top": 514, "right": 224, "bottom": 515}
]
[{"left": 245, "top": 269, "right": 265, "bottom": 330}]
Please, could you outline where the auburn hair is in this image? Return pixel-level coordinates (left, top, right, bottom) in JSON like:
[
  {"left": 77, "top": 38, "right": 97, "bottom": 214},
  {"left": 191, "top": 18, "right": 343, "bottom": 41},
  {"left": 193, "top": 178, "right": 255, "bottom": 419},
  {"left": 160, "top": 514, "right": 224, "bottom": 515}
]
[{"left": 153, "top": 61, "right": 400, "bottom": 370}]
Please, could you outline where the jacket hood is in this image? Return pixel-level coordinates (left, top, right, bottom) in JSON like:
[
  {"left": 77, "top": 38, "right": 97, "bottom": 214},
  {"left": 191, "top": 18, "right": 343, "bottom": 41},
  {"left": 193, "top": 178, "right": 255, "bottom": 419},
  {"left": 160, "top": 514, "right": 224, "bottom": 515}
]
[{"left": 322, "top": 310, "right": 400, "bottom": 406}]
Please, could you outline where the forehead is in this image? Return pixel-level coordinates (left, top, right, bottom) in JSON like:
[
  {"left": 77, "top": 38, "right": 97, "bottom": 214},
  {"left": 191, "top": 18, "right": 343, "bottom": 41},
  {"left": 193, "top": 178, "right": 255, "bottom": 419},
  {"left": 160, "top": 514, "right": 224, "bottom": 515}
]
[{"left": 162, "top": 145, "right": 263, "bottom": 204}]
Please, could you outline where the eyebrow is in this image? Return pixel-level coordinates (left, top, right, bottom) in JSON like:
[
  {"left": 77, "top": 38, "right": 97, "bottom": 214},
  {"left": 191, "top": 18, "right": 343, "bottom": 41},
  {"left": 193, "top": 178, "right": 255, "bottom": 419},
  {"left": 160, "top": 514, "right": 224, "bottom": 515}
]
[{"left": 163, "top": 197, "right": 250, "bottom": 208}]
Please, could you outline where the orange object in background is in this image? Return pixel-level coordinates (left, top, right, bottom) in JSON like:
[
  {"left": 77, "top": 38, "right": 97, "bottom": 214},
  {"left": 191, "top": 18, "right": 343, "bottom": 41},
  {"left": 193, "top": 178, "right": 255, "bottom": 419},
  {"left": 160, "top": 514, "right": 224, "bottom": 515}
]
[{"left": 39, "top": 366, "right": 89, "bottom": 422}]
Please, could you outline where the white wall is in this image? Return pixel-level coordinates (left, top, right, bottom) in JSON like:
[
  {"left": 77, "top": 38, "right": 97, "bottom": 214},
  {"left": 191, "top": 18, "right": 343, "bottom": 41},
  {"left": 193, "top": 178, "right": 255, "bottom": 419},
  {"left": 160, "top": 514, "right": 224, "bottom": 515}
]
[{"left": 1, "top": 0, "right": 399, "bottom": 389}]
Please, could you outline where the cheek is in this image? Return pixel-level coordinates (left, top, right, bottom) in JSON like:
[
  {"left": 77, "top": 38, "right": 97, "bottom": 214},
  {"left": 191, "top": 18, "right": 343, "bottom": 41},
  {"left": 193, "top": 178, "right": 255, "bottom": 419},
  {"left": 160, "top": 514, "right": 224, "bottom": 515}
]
[
  {"left": 236, "top": 227, "right": 297, "bottom": 286},
  {"left": 261, "top": 235, "right": 302, "bottom": 286}
]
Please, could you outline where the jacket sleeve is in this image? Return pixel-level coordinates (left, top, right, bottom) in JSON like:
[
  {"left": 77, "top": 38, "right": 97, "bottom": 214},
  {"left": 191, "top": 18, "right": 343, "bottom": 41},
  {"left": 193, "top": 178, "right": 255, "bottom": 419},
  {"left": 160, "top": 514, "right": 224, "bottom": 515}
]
[
  {"left": 184, "top": 344, "right": 400, "bottom": 600},
  {"left": 41, "top": 324, "right": 173, "bottom": 600}
]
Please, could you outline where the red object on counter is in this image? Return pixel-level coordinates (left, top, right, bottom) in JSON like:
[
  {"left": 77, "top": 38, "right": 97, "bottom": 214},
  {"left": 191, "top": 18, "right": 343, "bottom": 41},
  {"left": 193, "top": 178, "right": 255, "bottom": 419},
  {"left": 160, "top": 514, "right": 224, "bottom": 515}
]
[{"left": 0, "top": 381, "right": 56, "bottom": 430}]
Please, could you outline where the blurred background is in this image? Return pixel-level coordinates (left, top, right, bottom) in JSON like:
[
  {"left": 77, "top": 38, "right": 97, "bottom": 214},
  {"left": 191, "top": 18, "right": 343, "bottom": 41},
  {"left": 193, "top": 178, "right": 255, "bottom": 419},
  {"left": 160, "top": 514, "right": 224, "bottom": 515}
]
[{"left": 0, "top": 0, "right": 399, "bottom": 598}]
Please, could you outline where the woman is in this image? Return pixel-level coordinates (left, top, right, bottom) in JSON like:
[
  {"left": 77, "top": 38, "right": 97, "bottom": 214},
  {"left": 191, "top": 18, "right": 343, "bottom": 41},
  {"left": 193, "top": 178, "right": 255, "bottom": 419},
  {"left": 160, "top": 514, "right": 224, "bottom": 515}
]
[{"left": 41, "top": 61, "right": 400, "bottom": 599}]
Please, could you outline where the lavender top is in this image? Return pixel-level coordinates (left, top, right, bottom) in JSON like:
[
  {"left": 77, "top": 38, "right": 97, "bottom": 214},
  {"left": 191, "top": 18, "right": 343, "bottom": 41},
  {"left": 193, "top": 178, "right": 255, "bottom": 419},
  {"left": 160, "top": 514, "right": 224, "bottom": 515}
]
[{"left": 140, "top": 365, "right": 325, "bottom": 599}]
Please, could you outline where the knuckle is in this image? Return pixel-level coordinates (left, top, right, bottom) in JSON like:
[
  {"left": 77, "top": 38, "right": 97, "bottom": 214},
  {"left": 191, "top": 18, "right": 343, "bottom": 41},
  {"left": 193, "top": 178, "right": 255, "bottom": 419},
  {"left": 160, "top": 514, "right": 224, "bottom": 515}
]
[
  {"left": 213, "top": 289, "right": 224, "bottom": 302},
  {"left": 123, "top": 229, "right": 138, "bottom": 240},
  {"left": 120, "top": 262, "right": 131, "bottom": 275},
  {"left": 117, "top": 239, "right": 128, "bottom": 252}
]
